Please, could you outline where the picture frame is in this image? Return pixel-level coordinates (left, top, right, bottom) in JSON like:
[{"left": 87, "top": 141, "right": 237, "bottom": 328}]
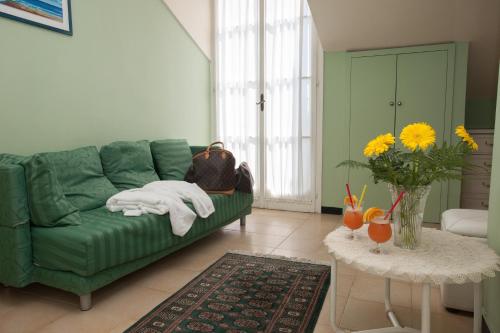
[{"left": 0, "top": 0, "right": 72, "bottom": 36}]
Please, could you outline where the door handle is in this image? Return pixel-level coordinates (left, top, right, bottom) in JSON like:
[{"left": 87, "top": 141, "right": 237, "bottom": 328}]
[
  {"left": 389, "top": 101, "right": 395, "bottom": 106},
  {"left": 397, "top": 101, "right": 403, "bottom": 106},
  {"left": 256, "top": 94, "right": 266, "bottom": 112}
]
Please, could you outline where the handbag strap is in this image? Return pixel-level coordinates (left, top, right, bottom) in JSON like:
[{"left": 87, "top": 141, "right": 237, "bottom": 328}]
[
  {"left": 203, "top": 141, "right": 228, "bottom": 160},
  {"left": 207, "top": 141, "right": 225, "bottom": 151}
]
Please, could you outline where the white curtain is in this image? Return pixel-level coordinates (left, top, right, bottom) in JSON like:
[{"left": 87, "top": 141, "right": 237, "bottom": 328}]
[
  {"left": 216, "top": 0, "right": 314, "bottom": 206},
  {"left": 215, "top": 0, "right": 261, "bottom": 195},
  {"left": 264, "top": 0, "right": 312, "bottom": 202}
]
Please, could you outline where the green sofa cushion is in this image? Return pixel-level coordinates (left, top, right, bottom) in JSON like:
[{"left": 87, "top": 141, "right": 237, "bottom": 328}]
[
  {"left": 100, "top": 140, "right": 159, "bottom": 190},
  {"left": 31, "top": 192, "right": 253, "bottom": 276},
  {"left": 22, "top": 155, "right": 81, "bottom": 227},
  {"left": 44, "top": 146, "right": 118, "bottom": 211},
  {"left": 151, "top": 139, "right": 192, "bottom": 180}
]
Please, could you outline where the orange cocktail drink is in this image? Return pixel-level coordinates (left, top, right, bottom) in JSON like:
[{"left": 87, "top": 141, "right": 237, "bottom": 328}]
[
  {"left": 343, "top": 206, "right": 363, "bottom": 239},
  {"left": 368, "top": 216, "right": 392, "bottom": 254}
]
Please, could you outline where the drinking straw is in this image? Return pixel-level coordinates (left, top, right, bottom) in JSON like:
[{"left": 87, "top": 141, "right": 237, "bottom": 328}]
[
  {"left": 358, "top": 184, "right": 367, "bottom": 207},
  {"left": 345, "top": 184, "right": 355, "bottom": 209},
  {"left": 384, "top": 191, "right": 405, "bottom": 220}
]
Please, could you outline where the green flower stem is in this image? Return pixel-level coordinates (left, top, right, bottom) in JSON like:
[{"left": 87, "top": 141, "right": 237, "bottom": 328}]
[{"left": 391, "top": 185, "right": 430, "bottom": 249}]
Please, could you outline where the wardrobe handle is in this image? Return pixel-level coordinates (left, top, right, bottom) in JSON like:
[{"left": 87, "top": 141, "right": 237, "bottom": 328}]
[
  {"left": 397, "top": 101, "right": 403, "bottom": 106},
  {"left": 389, "top": 101, "right": 395, "bottom": 106}
]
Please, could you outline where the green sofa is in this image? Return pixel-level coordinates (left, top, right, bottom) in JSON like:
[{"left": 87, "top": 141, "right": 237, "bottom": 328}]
[{"left": 0, "top": 141, "right": 252, "bottom": 311}]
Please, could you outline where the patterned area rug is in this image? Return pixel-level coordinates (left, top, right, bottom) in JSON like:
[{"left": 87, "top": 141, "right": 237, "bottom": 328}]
[{"left": 125, "top": 252, "right": 331, "bottom": 333}]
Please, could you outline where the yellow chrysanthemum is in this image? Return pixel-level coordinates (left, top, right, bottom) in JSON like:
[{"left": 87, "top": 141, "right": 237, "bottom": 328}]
[
  {"left": 455, "top": 125, "right": 478, "bottom": 151},
  {"left": 455, "top": 125, "right": 469, "bottom": 139},
  {"left": 380, "top": 133, "right": 396, "bottom": 146},
  {"left": 399, "top": 122, "right": 436, "bottom": 151},
  {"left": 363, "top": 133, "right": 395, "bottom": 157}
]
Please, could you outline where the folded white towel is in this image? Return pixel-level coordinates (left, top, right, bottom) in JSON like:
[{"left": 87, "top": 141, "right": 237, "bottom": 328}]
[
  {"left": 144, "top": 181, "right": 215, "bottom": 218},
  {"left": 106, "top": 181, "right": 215, "bottom": 237},
  {"left": 124, "top": 209, "right": 143, "bottom": 217}
]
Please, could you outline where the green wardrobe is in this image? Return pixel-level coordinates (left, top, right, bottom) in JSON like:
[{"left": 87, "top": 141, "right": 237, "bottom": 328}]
[{"left": 322, "top": 43, "right": 469, "bottom": 222}]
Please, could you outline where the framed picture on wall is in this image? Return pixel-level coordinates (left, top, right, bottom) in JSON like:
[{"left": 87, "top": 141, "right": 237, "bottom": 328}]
[{"left": 0, "top": 0, "right": 72, "bottom": 35}]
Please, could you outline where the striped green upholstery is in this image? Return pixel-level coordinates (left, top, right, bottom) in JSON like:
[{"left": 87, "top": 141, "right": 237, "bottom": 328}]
[
  {"left": 0, "top": 155, "right": 33, "bottom": 287},
  {"left": 44, "top": 147, "right": 118, "bottom": 211},
  {"left": 31, "top": 192, "right": 252, "bottom": 277},
  {"left": 151, "top": 139, "right": 192, "bottom": 180},
  {"left": 0, "top": 153, "right": 25, "bottom": 165},
  {"left": 100, "top": 140, "right": 160, "bottom": 190}
]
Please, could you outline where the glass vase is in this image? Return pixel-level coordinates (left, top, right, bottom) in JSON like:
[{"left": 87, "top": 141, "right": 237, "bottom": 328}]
[{"left": 388, "top": 184, "right": 431, "bottom": 250}]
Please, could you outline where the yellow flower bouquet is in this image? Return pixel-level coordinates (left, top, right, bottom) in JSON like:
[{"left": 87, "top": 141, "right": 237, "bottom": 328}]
[{"left": 338, "top": 123, "right": 478, "bottom": 249}]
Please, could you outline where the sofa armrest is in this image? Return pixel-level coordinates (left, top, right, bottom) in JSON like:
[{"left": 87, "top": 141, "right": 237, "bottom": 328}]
[
  {"left": 0, "top": 164, "right": 33, "bottom": 287},
  {"left": 0, "top": 164, "right": 30, "bottom": 227}
]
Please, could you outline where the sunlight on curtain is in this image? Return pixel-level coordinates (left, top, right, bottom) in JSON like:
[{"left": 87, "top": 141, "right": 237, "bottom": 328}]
[
  {"left": 264, "top": 0, "right": 313, "bottom": 202},
  {"left": 216, "top": 0, "right": 314, "bottom": 205},
  {"left": 215, "top": 0, "right": 260, "bottom": 195}
]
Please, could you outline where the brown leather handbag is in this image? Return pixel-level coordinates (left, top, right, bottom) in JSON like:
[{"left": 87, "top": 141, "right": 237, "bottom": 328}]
[{"left": 184, "top": 142, "right": 236, "bottom": 194}]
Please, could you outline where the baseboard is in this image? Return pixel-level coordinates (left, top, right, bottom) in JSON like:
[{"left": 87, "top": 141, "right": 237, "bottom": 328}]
[{"left": 321, "top": 206, "right": 343, "bottom": 215}]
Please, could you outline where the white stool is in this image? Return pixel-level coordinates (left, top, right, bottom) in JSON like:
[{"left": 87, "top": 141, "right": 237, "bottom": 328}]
[{"left": 440, "top": 209, "right": 488, "bottom": 312}]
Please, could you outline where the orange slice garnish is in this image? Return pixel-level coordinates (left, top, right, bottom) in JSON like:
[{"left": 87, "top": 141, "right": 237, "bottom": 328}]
[
  {"left": 343, "top": 195, "right": 358, "bottom": 206},
  {"left": 363, "top": 207, "right": 384, "bottom": 222}
]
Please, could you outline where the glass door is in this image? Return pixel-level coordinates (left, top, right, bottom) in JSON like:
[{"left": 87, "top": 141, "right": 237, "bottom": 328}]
[{"left": 215, "top": 0, "right": 317, "bottom": 212}]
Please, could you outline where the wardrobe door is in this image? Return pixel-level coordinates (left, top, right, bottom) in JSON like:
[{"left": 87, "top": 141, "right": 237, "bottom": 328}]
[
  {"left": 395, "top": 51, "right": 448, "bottom": 222},
  {"left": 349, "top": 55, "right": 396, "bottom": 210}
]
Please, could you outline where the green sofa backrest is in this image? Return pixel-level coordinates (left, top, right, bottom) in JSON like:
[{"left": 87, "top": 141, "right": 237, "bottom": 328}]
[{"left": 190, "top": 146, "right": 207, "bottom": 156}]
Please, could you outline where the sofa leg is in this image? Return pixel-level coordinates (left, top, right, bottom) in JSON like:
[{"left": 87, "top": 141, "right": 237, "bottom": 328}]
[
  {"left": 240, "top": 216, "right": 246, "bottom": 227},
  {"left": 80, "top": 294, "right": 92, "bottom": 311}
]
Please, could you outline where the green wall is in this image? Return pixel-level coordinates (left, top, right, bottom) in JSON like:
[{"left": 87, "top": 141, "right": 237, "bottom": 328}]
[
  {"left": 321, "top": 52, "right": 349, "bottom": 207},
  {"left": 0, "top": 0, "right": 211, "bottom": 155},
  {"left": 484, "top": 66, "right": 500, "bottom": 333}
]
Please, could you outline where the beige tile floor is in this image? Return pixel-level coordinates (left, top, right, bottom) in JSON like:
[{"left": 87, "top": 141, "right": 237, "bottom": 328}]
[{"left": 0, "top": 209, "right": 473, "bottom": 333}]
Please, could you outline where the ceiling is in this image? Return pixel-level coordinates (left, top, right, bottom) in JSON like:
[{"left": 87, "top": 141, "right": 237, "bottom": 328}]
[{"left": 308, "top": 0, "right": 500, "bottom": 97}]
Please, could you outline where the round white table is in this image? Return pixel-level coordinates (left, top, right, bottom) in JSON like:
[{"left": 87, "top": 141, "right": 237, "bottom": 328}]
[{"left": 324, "top": 225, "right": 500, "bottom": 333}]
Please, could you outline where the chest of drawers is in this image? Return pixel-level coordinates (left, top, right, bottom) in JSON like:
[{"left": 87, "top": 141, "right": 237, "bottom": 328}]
[{"left": 460, "top": 129, "right": 494, "bottom": 210}]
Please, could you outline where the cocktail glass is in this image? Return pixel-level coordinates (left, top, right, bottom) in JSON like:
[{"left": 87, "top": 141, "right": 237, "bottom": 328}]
[
  {"left": 343, "top": 205, "right": 363, "bottom": 239},
  {"left": 368, "top": 216, "right": 392, "bottom": 254}
]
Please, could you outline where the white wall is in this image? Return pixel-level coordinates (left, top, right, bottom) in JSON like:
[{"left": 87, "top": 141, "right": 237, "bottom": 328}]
[
  {"left": 308, "top": 0, "right": 500, "bottom": 98},
  {"left": 163, "top": 0, "right": 213, "bottom": 60}
]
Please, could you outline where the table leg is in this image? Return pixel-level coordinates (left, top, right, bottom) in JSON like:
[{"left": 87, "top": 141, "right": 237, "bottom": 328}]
[
  {"left": 421, "top": 283, "right": 431, "bottom": 333},
  {"left": 330, "top": 258, "right": 345, "bottom": 332},
  {"left": 473, "top": 283, "right": 482, "bottom": 333},
  {"left": 384, "top": 278, "right": 402, "bottom": 328},
  {"left": 329, "top": 263, "right": 419, "bottom": 333}
]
